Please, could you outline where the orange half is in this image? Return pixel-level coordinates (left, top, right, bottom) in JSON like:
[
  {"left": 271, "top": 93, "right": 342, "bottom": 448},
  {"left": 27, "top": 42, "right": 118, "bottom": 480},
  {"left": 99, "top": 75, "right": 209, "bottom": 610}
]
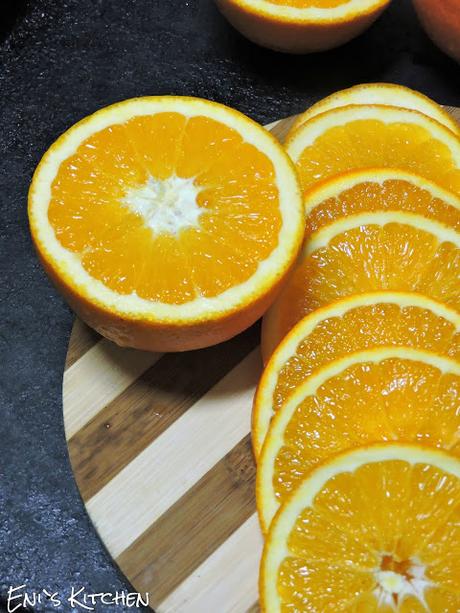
[{"left": 29, "top": 96, "right": 304, "bottom": 351}]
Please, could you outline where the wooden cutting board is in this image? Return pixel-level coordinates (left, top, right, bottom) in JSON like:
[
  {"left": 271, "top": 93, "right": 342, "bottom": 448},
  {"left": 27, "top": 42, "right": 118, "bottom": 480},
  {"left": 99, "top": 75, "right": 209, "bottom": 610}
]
[{"left": 63, "top": 105, "right": 460, "bottom": 613}]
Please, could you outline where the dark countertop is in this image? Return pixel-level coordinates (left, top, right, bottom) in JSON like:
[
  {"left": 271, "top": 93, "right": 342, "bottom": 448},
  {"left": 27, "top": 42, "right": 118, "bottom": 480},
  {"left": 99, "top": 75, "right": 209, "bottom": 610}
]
[{"left": 0, "top": 0, "right": 459, "bottom": 611}]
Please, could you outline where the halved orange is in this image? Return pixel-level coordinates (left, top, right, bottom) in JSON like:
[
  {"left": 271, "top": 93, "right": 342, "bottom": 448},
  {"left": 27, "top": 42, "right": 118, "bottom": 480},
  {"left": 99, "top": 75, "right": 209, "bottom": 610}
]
[
  {"left": 28, "top": 97, "right": 304, "bottom": 352},
  {"left": 253, "top": 292, "right": 460, "bottom": 454},
  {"left": 302, "top": 168, "right": 460, "bottom": 237},
  {"left": 290, "top": 82, "right": 460, "bottom": 134},
  {"left": 262, "top": 211, "right": 460, "bottom": 356},
  {"left": 260, "top": 443, "right": 460, "bottom": 612},
  {"left": 257, "top": 347, "right": 460, "bottom": 530},
  {"left": 286, "top": 104, "right": 460, "bottom": 195},
  {"left": 214, "top": 0, "right": 390, "bottom": 54}
]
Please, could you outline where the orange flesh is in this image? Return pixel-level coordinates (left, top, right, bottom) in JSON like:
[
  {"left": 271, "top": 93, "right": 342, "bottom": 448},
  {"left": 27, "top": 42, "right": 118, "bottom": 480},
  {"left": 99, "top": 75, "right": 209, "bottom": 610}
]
[
  {"left": 48, "top": 114, "right": 281, "bottom": 304},
  {"left": 265, "top": 0, "right": 346, "bottom": 7},
  {"left": 270, "top": 223, "right": 460, "bottom": 345},
  {"left": 296, "top": 120, "right": 460, "bottom": 194},
  {"left": 273, "top": 358, "right": 460, "bottom": 504},
  {"left": 279, "top": 459, "right": 460, "bottom": 610},
  {"left": 272, "top": 302, "right": 460, "bottom": 413},
  {"left": 305, "top": 178, "right": 460, "bottom": 236}
]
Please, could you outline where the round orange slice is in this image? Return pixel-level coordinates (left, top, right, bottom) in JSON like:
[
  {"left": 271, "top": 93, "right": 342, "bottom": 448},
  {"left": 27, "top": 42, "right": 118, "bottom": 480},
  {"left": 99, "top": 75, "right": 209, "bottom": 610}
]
[
  {"left": 257, "top": 347, "right": 460, "bottom": 530},
  {"left": 214, "top": 0, "right": 390, "bottom": 55},
  {"left": 262, "top": 211, "right": 460, "bottom": 356},
  {"left": 290, "top": 82, "right": 460, "bottom": 134},
  {"left": 28, "top": 96, "right": 304, "bottom": 352},
  {"left": 302, "top": 168, "right": 460, "bottom": 237},
  {"left": 286, "top": 104, "right": 460, "bottom": 195},
  {"left": 260, "top": 443, "right": 460, "bottom": 612},
  {"left": 253, "top": 292, "right": 460, "bottom": 454}
]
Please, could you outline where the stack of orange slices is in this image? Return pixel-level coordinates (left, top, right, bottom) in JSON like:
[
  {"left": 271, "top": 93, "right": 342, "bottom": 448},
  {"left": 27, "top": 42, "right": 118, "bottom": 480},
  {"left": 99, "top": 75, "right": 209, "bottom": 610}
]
[{"left": 255, "top": 84, "right": 460, "bottom": 611}]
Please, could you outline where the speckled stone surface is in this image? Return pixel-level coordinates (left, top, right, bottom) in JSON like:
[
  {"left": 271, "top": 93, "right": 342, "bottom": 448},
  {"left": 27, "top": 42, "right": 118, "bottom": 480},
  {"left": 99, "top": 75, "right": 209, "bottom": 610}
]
[{"left": 0, "top": 0, "right": 459, "bottom": 611}]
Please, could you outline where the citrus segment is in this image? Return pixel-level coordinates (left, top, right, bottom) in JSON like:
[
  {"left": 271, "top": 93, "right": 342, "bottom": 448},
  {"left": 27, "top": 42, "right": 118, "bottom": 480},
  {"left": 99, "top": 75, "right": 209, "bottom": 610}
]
[
  {"left": 290, "top": 83, "right": 460, "bottom": 134},
  {"left": 260, "top": 444, "right": 460, "bottom": 612},
  {"left": 29, "top": 97, "right": 304, "bottom": 351},
  {"left": 257, "top": 347, "right": 460, "bottom": 530},
  {"left": 254, "top": 293, "right": 460, "bottom": 454},
  {"left": 262, "top": 211, "right": 460, "bottom": 355},
  {"left": 303, "top": 168, "right": 460, "bottom": 236},
  {"left": 286, "top": 105, "right": 460, "bottom": 195}
]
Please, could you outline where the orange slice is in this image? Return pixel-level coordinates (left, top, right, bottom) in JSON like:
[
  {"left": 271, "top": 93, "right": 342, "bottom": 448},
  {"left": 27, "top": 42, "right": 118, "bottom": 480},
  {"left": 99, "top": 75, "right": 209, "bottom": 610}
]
[
  {"left": 28, "top": 96, "right": 304, "bottom": 352},
  {"left": 262, "top": 211, "right": 460, "bottom": 356},
  {"left": 286, "top": 104, "right": 460, "bottom": 195},
  {"left": 257, "top": 347, "right": 460, "bottom": 530},
  {"left": 302, "top": 168, "right": 460, "bottom": 238},
  {"left": 290, "top": 82, "right": 460, "bottom": 134},
  {"left": 260, "top": 444, "right": 460, "bottom": 612},
  {"left": 214, "top": 0, "right": 390, "bottom": 54},
  {"left": 253, "top": 292, "right": 460, "bottom": 455}
]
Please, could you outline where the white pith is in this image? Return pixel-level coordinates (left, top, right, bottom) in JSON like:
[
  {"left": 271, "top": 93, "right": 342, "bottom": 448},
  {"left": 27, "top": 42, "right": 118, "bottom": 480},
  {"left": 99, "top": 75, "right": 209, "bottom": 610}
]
[
  {"left": 294, "top": 84, "right": 460, "bottom": 133},
  {"left": 374, "top": 558, "right": 433, "bottom": 610},
  {"left": 261, "top": 444, "right": 460, "bottom": 613},
  {"left": 257, "top": 346, "right": 460, "bottom": 530},
  {"left": 287, "top": 104, "right": 460, "bottom": 163},
  {"left": 122, "top": 175, "right": 203, "bottom": 235},
  {"left": 29, "top": 97, "right": 303, "bottom": 322},
  {"left": 254, "top": 292, "right": 460, "bottom": 455}
]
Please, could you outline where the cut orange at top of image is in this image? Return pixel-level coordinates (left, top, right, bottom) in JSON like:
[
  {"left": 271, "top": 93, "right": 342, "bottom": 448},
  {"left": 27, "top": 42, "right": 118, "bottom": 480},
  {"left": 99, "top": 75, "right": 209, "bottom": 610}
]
[
  {"left": 262, "top": 211, "right": 460, "bottom": 356},
  {"left": 254, "top": 292, "right": 460, "bottom": 454},
  {"left": 256, "top": 347, "right": 460, "bottom": 530},
  {"left": 290, "top": 82, "right": 460, "bottom": 135},
  {"left": 260, "top": 444, "right": 460, "bottom": 612},
  {"left": 214, "top": 0, "right": 391, "bottom": 54},
  {"left": 28, "top": 96, "right": 304, "bottom": 352},
  {"left": 302, "top": 168, "right": 460, "bottom": 237},
  {"left": 286, "top": 104, "right": 460, "bottom": 195}
]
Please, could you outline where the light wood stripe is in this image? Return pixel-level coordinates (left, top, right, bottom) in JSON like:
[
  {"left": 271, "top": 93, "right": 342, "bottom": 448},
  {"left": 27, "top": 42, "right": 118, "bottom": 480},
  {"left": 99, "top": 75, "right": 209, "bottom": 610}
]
[
  {"left": 68, "top": 325, "right": 259, "bottom": 501},
  {"left": 86, "top": 349, "right": 262, "bottom": 557},
  {"left": 63, "top": 339, "right": 160, "bottom": 439},
  {"left": 117, "top": 434, "right": 255, "bottom": 605},
  {"left": 158, "top": 514, "right": 262, "bottom": 613},
  {"left": 65, "top": 319, "right": 101, "bottom": 369}
]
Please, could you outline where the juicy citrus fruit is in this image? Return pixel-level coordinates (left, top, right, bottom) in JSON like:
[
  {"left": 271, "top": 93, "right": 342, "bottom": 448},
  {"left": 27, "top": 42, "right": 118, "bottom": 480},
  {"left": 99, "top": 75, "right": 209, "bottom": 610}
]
[
  {"left": 28, "top": 96, "right": 304, "bottom": 352},
  {"left": 260, "top": 443, "right": 460, "bottom": 612},
  {"left": 302, "top": 168, "right": 460, "bottom": 237},
  {"left": 214, "top": 0, "right": 390, "bottom": 54},
  {"left": 286, "top": 104, "right": 460, "bottom": 195},
  {"left": 262, "top": 211, "right": 460, "bottom": 355},
  {"left": 290, "top": 82, "right": 460, "bottom": 134},
  {"left": 254, "top": 292, "right": 460, "bottom": 453},
  {"left": 257, "top": 347, "right": 460, "bottom": 530}
]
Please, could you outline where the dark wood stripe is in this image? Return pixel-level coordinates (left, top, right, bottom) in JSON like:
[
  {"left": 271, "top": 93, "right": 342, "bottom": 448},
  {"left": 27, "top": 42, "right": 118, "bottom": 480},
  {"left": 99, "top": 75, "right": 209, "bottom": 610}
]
[
  {"left": 65, "top": 319, "right": 101, "bottom": 369},
  {"left": 246, "top": 604, "right": 260, "bottom": 613},
  {"left": 67, "top": 322, "right": 260, "bottom": 501},
  {"left": 117, "top": 434, "right": 256, "bottom": 607}
]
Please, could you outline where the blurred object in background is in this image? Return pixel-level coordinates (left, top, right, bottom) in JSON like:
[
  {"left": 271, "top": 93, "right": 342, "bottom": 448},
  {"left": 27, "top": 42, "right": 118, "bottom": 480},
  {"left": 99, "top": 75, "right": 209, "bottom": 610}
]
[
  {"left": 413, "top": 0, "right": 460, "bottom": 64},
  {"left": 214, "top": 0, "right": 391, "bottom": 54}
]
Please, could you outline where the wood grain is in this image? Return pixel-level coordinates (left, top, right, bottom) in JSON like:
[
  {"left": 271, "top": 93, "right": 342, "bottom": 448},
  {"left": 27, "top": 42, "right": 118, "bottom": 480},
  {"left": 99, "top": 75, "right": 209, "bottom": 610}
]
[{"left": 63, "top": 106, "right": 460, "bottom": 612}]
